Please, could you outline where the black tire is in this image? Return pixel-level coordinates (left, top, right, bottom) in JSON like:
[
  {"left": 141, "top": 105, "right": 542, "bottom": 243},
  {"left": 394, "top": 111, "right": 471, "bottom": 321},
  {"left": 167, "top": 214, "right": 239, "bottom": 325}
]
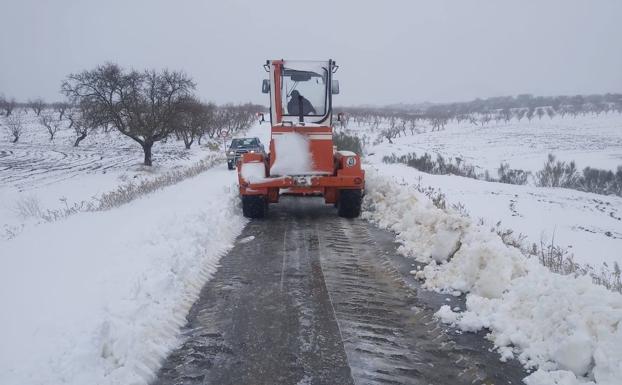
[
  {"left": 227, "top": 161, "right": 235, "bottom": 170},
  {"left": 242, "top": 195, "right": 267, "bottom": 219},
  {"left": 337, "top": 189, "right": 362, "bottom": 218}
]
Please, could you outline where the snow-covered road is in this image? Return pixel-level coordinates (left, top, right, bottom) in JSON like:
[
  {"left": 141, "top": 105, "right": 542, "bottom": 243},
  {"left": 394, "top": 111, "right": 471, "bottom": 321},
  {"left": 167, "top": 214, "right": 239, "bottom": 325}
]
[{"left": 153, "top": 196, "right": 526, "bottom": 385}]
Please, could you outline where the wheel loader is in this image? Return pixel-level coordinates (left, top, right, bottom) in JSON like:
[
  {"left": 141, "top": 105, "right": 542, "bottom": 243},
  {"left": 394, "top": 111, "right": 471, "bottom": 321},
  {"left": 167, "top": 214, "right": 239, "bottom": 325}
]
[{"left": 237, "top": 59, "right": 365, "bottom": 218}]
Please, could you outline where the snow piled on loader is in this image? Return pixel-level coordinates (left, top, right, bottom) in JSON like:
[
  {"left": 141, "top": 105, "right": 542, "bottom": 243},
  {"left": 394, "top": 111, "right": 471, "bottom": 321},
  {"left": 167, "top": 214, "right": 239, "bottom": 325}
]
[
  {"left": 0, "top": 166, "right": 246, "bottom": 385},
  {"left": 240, "top": 161, "right": 267, "bottom": 183},
  {"left": 270, "top": 132, "right": 314, "bottom": 175},
  {"left": 363, "top": 169, "right": 622, "bottom": 385}
]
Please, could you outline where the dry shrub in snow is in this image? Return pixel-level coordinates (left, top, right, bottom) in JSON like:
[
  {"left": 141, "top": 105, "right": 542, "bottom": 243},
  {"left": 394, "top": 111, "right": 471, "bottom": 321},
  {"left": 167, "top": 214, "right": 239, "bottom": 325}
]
[
  {"left": 498, "top": 162, "right": 530, "bottom": 185},
  {"left": 581, "top": 166, "right": 622, "bottom": 196},
  {"left": 383, "top": 152, "right": 479, "bottom": 180},
  {"left": 536, "top": 154, "right": 580, "bottom": 188},
  {"left": 387, "top": 152, "right": 622, "bottom": 196},
  {"left": 333, "top": 131, "right": 363, "bottom": 155},
  {"left": 94, "top": 156, "right": 219, "bottom": 210},
  {"left": 536, "top": 154, "right": 622, "bottom": 197},
  {"left": 14, "top": 196, "right": 44, "bottom": 219}
]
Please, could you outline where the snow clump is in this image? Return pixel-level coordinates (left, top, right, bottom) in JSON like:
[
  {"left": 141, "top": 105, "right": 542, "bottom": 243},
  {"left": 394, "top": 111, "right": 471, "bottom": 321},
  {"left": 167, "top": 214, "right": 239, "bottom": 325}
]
[{"left": 270, "top": 132, "right": 313, "bottom": 175}]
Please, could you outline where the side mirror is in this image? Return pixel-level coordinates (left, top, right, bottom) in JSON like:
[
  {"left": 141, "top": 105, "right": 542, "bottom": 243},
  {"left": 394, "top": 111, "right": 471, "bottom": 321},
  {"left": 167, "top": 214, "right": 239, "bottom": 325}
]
[
  {"left": 257, "top": 112, "right": 265, "bottom": 124},
  {"left": 261, "top": 79, "right": 270, "bottom": 94},
  {"left": 331, "top": 80, "right": 340, "bottom": 95},
  {"left": 337, "top": 112, "right": 343, "bottom": 122}
]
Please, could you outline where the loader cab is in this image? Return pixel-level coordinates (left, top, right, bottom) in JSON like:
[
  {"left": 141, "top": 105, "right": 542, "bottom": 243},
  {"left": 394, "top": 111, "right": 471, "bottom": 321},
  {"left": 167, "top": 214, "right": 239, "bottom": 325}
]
[{"left": 262, "top": 60, "right": 339, "bottom": 126}]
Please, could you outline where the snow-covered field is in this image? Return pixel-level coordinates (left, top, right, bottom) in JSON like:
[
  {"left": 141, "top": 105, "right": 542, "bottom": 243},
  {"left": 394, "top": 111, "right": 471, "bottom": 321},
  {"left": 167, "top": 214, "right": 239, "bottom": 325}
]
[
  {"left": 368, "top": 113, "right": 622, "bottom": 174},
  {"left": 0, "top": 111, "right": 218, "bottom": 239},
  {"left": 361, "top": 113, "right": 622, "bottom": 269}
]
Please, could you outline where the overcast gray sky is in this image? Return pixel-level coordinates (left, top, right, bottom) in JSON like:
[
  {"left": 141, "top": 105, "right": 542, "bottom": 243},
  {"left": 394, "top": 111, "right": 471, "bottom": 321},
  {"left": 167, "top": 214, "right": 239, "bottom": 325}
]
[{"left": 1, "top": 0, "right": 621, "bottom": 106}]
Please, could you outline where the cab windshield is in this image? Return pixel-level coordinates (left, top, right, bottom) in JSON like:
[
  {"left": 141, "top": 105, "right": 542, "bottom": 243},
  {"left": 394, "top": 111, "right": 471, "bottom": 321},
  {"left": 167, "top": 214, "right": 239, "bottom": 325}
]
[
  {"left": 281, "top": 61, "right": 328, "bottom": 118},
  {"left": 231, "top": 138, "right": 258, "bottom": 148}
]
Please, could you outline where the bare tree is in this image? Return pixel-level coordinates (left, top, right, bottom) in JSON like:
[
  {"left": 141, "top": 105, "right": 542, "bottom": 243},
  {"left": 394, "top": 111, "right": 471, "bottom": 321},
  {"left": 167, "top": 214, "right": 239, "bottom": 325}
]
[
  {"left": 5, "top": 115, "right": 24, "bottom": 143},
  {"left": 213, "top": 105, "right": 254, "bottom": 143},
  {"left": 66, "top": 110, "right": 76, "bottom": 129},
  {"left": 379, "top": 127, "right": 399, "bottom": 144},
  {"left": 408, "top": 118, "right": 417, "bottom": 135},
  {"left": 342, "top": 113, "right": 351, "bottom": 129},
  {"left": 62, "top": 63, "right": 195, "bottom": 166},
  {"left": 398, "top": 118, "right": 407, "bottom": 136},
  {"left": 1, "top": 97, "right": 17, "bottom": 117},
  {"left": 39, "top": 113, "right": 61, "bottom": 140},
  {"left": 515, "top": 109, "right": 526, "bottom": 121},
  {"left": 174, "top": 98, "right": 216, "bottom": 149},
  {"left": 29, "top": 98, "right": 46, "bottom": 116},
  {"left": 501, "top": 108, "right": 512, "bottom": 123},
  {"left": 70, "top": 111, "right": 95, "bottom": 147},
  {"left": 53, "top": 102, "right": 71, "bottom": 120},
  {"left": 429, "top": 113, "right": 449, "bottom": 131},
  {"left": 195, "top": 102, "right": 216, "bottom": 146},
  {"left": 546, "top": 107, "right": 556, "bottom": 119},
  {"left": 478, "top": 113, "right": 491, "bottom": 126}
]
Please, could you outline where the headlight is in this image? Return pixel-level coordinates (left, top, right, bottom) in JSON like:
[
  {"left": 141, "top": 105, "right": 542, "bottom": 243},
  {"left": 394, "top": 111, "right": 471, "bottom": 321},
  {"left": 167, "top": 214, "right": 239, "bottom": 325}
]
[
  {"left": 345, "top": 157, "right": 357, "bottom": 167},
  {"left": 250, "top": 150, "right": 255, "bottom": 153}
]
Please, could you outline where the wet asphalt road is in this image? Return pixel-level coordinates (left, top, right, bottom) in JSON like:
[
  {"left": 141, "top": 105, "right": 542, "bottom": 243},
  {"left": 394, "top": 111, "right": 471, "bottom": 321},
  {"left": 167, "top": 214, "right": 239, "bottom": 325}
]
[{"left": 153, "top": 196, "right": 526, "bottom": 385}]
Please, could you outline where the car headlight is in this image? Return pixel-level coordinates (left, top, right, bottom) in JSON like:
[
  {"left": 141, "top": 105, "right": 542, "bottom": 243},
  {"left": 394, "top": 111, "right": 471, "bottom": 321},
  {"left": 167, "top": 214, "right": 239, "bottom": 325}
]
[
  {"left": 250, "top": 150, "right": 255, "bottom": 153},
  {"left": 345, "top": 157, "right": 357, "bottom": 167}
]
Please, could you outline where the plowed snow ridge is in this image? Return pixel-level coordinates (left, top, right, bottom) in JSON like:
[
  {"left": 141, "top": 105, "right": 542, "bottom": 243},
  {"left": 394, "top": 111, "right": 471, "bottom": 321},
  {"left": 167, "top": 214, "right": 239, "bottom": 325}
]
[{"left": 362, "top": 169, "right": 622, "bottom": 385}]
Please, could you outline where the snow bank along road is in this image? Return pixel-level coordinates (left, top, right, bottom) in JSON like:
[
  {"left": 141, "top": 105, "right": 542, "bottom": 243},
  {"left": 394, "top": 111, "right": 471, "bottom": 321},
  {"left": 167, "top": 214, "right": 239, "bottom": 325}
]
[
  {"left": 0, "top": 164, "right": 245, "bottom": 385},
  {"left": 363, "top": 170, "right": 622, "bottom": 385},
  {"left": 153, "top": 196, "right": 526, "bottom": 385}
]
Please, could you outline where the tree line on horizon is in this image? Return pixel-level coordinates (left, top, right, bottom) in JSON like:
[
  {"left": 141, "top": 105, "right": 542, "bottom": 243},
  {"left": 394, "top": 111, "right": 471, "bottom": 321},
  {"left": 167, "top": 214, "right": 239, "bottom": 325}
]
[{"left": 336, "top": 92, "right": 622, "bottom": 145}]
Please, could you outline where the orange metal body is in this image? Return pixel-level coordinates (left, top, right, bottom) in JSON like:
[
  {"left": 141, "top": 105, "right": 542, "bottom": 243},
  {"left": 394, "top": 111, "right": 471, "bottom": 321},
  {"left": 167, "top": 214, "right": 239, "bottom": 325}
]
[
  {"left": 238, "top": 59, "right": 364, "bottom": 205},
  {"left": 237, "top": 150, "right": 364, "bottom": 204}
]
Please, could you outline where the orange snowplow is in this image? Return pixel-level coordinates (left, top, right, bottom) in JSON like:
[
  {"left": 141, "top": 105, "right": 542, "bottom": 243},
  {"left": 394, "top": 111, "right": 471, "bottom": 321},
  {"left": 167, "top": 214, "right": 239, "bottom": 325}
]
[{"left": 237, "top": 59, "right": 364, "bottom": 218}]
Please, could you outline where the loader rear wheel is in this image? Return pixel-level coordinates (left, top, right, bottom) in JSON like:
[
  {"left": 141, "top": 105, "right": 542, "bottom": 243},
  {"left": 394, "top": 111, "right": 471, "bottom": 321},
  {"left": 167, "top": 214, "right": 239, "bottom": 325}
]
[
  {"left": 337, "top": 189, "right": 362, "bottom": 218},
  {"left": 242, "top": 195, "right": 267, "bottom": 219}
]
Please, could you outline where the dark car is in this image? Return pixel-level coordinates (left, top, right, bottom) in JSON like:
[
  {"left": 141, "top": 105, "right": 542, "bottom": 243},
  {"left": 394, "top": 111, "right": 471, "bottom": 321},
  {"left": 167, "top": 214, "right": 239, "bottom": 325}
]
[{"left": 227, "top": 137, "right": 265, "bottom": 170}]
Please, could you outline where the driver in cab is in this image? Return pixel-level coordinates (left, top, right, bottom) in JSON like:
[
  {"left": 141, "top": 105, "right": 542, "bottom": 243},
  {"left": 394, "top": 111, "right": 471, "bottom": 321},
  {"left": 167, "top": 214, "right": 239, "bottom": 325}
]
[{"left": 287, "top": 90, "right": 316, "bottom": 116}]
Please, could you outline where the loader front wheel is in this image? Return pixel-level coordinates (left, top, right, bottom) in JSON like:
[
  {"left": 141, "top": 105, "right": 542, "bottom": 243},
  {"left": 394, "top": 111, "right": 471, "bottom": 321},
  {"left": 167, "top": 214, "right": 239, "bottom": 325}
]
[
  {"left": 337, "top": 189, "right": 362, "bottom": 218},
  {"left": 242, "top": 195, "right": 267, "bottom": 219}
]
